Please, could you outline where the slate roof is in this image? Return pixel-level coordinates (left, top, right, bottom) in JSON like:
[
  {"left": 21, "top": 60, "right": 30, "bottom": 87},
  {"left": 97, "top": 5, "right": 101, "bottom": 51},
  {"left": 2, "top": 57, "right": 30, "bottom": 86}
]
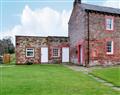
[{"left": 81, "top": 3, "right": 120, "bottom": 15}]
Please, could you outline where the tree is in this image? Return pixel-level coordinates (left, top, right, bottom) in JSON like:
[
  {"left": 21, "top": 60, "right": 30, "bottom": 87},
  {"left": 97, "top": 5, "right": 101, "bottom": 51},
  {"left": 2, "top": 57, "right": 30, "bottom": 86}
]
[
  {"left": 0, "top": 39, "right": 4, "bottom": 55},
  {"left": 0, "top": 36, "right": 15, "bottom": 55}
]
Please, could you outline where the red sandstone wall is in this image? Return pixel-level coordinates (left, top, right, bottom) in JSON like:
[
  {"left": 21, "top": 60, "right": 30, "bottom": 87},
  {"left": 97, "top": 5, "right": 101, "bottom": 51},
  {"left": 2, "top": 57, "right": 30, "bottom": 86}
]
[
  {"left": 16, "top": 36, "right": 69, "bottom": 64},
  {"left": 69, "top": 4, "right": 120, "bottom": 66},
  {"left": 69, "top": 4, "right": 86, "bottom": 64},
  {"left": 88, "top": 12, "right": 120, "bottom": 65}
]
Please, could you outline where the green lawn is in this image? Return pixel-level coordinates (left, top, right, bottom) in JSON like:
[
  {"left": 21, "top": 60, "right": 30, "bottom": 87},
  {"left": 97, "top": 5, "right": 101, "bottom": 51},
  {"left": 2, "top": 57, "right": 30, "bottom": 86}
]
[
  {"left": 0, "top": 64, "right": 119, "bottom": 95},
  {"left": 90, "top": 66, "right": 120, "bottom": 87}
]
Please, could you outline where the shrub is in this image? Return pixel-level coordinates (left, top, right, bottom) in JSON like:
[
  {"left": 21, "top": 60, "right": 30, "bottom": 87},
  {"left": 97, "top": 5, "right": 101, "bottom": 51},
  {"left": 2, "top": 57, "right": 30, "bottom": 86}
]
[
  {"left": 26, "top": 61, "right": 33, "bottom": 65},
  {"left": 0, "top": 56, "right": 3, "bottom": 64},
  {"left": 53, "top": 60, "right": 59, "bottom": 64}
]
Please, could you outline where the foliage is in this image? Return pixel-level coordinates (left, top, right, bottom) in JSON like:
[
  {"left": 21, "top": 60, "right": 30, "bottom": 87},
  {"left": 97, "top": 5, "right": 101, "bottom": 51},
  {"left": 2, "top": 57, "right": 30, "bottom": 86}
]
[
  {"left": 0, "top": 36, "right": 15, "bottom": 55},
  {"left": 26, "top": 61, "right": 33, "bottom": 65},
  {"left": 53, "top": 60, "right": 59, "bottom": 64},
  {"left": 0, "top": 56, "right": 3, "bottom": 64},
  {"left": 10, "top": 54, "right": 16, "bottom": 65}
]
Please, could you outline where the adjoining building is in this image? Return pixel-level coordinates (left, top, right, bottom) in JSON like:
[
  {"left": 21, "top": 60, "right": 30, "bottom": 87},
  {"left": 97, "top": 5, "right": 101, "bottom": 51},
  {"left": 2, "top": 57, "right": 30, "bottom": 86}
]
[
  {"left": 69, "top": 0, "right": 120, "bottom": 66},
  {"left": 16, "top": 36, "right": 69, "bottom": 64}
]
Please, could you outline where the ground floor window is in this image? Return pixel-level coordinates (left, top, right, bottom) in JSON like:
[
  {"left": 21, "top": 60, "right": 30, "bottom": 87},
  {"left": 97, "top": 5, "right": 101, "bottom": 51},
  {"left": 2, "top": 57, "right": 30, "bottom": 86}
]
[
  {"left": 106, "top": 41, "right": 113, "bottom": 54},
  {"left": 52, "top": 48, "right": 60, "bottom": 57},
  {"left": 26, "top": 48, "right": 34, "bottom": 57}
]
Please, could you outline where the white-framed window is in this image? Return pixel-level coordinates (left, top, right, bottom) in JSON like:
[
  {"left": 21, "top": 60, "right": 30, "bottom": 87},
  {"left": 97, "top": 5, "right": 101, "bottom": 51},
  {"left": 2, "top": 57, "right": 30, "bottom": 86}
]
[
  {"left": 52, "top": 48, "right": 60, "bottom": 57},
  {"left": 26, "top": 48, "right": 34, "bottom": 57},
  {"left": 106, "top": 41, "right": 114, "bottom": 54},
  {"left": 106, "top": 18, "right": 114, "bottom": 30}
]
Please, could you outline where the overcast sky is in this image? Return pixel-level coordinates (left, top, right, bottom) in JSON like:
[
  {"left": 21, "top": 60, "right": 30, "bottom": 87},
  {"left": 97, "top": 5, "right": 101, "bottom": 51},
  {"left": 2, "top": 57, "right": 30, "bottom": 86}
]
[{"left": 0, "top": 0, "right": 120, "bottom": 44}]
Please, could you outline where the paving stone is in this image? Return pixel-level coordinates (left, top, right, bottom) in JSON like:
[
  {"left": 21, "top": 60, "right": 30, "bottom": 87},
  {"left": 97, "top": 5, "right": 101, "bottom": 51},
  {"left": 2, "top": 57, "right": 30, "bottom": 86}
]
[{"left": 65, "top": 65, "right": 120, "bottom": 91}]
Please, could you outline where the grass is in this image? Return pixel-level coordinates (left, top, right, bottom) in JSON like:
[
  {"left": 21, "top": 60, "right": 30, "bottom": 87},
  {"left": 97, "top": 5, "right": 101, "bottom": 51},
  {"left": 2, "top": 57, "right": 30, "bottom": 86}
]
[
  {"left": 0, "top": 64, "right": 120, "bottom": 95},
  {"left": 90, "top": 66, "right": 120, "bottom": 87}
]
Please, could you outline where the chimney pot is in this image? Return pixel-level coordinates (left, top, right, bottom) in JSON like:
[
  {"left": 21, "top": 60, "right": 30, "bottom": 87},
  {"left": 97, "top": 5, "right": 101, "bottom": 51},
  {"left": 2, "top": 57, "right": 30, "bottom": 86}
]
[
  {"left": 75, "top": 0, "right": 81, "bottom": 4},
  {"left": 74, "top": 0, "right": 81, "bottom": 7}
]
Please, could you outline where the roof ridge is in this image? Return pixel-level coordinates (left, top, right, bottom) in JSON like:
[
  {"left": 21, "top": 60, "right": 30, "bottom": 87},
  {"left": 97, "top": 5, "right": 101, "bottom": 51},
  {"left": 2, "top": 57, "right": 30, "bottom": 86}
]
[
  {"left": 81, "top": 3, "right": 120, "bottom": 10},
  {"left": 80, "top": 3, "right": 120, "bottom": 15}
]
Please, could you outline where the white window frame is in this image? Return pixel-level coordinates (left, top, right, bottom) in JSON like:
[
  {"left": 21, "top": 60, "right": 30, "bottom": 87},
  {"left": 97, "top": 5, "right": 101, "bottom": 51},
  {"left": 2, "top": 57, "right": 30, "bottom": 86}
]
[
  {"left": 26, "top": 48, "right": 34, "bottom": 57},
  {"left": 52, "top": 48, "right": 60, "bottom": 57},
  {"left": 106, "top": 18, "right": 114, "bottom": 31},
  {"left": 106, "top": 41, "right": 114, "bottom": 55}
]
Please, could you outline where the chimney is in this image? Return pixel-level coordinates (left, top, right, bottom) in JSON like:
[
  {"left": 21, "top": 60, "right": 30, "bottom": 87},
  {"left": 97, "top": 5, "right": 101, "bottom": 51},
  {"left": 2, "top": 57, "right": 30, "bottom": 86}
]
[{"left": 74, "top": 0, "right": 81, "bottom": 6}]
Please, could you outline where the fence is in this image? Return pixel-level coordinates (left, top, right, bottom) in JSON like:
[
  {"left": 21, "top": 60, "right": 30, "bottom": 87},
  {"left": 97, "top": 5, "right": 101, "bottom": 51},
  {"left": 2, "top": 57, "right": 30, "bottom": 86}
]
[{"left": 3, "top": 54, "right": 11, "bottom": 64}]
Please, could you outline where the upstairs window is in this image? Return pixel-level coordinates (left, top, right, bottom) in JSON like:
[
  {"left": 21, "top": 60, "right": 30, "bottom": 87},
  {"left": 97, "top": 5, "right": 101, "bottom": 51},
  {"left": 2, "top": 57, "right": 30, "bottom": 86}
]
[
  {"left": 52, "top": 48, "right": 60, "bottom": 57},
  {"left": 26, "top": 48, "right": 34, "bottom": 57},
  {"left": 106, "top": 41, "right": 113, "bottom": 54},
  {"left": 106, "top": 17, "right": 114, "bottom": 31}
]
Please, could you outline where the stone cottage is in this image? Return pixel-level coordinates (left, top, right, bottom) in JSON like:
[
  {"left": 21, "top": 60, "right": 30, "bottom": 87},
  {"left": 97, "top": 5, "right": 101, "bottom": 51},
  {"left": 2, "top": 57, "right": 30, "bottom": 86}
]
[
  {"left": 69, "top": 0, "right": 120, "bottom": 66},
  {"left": 16, "top": 36, "right": 69, "bottom": 64}
]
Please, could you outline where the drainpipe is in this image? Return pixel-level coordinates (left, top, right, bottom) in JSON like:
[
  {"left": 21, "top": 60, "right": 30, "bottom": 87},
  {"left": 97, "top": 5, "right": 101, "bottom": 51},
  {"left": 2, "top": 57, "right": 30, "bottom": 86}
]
[{"left": 87, "top": 11, "right": 90, "bottom": 67}]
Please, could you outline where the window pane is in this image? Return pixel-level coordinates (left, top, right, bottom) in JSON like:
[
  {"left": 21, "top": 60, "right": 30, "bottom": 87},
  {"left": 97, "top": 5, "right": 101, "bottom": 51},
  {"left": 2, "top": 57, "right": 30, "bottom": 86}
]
[
  {"left": 107, "top": 41, "right": 112, "bottom": 53},
  {"left": 106, "top": 18, "right": 113, "bottom": 30},
  {"left": 107, "top": 47, "right": 111, "bottom": 52},
  {"left": 53, "top": 48, "right": 59, "bottom": 57},
  {"left": 26, "top": 48, "right": 34, "bottom": 57},
  {"left": 27, "top": 51, "right": 33, "bottom": 56},
  {"left": 107, "top": 41, "right": 111, "bottom": 46}
]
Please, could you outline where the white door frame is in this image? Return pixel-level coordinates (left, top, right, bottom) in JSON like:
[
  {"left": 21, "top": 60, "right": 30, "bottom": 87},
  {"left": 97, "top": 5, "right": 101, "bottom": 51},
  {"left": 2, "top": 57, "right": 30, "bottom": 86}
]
[{"left": 80, "top": 46, "right": 83, "bottom": 64}]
